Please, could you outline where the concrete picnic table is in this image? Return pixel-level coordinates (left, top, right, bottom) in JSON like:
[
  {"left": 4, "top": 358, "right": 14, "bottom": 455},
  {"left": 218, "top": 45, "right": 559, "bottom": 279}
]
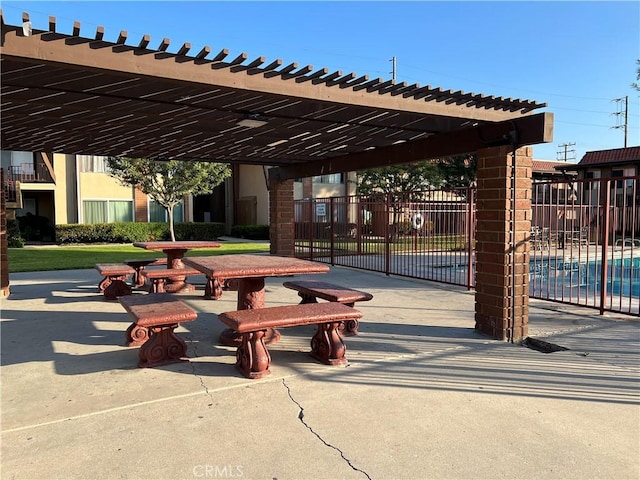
[
  {"left": 183, "top": 254, "right": 330, "bottom": 345},
  {"left": 132, "top": 240, "right": 220, "bottom": 293}
]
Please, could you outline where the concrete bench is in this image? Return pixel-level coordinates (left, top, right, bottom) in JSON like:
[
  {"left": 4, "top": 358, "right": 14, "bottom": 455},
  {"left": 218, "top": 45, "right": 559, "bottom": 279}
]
[
  {"left": 143, "top": 268, "right": 201, "bottom": 293},
  {"left": 124, "top": 258, "right": 168, "bottom": 288},
  {"left": 282, "top": 280, "right": 372, "bottom": 335},
  {"left": 218, "top": 302, "right": 363, "bottom": 379},
  {"left": 95, "top": 263, "right": 135, "bottom": 300},
  {"left": 119, "top": 293, "right": 198, "bottom": 367}
]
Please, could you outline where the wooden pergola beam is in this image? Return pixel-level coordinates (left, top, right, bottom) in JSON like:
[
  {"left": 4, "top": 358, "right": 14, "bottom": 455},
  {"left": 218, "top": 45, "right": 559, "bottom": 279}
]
[{"left": 271, "top": 112, "right": 553, "bottom": 180}]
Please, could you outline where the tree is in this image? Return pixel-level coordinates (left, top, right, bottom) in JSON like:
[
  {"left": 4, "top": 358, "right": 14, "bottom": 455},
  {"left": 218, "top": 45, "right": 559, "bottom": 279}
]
[
  {"left": 632, "top": 59, "right": 640, "bottom": 91},
  {"left": 106, "top": 157, "right": 231, "bottom": 241},
  {"left": 356, "top": 155, "right": 476, "bottom": 199},
  {"left": 356, "top": 161, "right": 442, "bottom": 200}
]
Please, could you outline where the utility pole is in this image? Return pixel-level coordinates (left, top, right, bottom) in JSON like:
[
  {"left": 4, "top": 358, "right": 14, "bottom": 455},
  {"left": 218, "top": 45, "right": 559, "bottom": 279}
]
[
  {"left": 390, "top": 56, "right": 396, "bottom": 83},
  {"left": 557, "top": 142, "right": 576, "bottom": 162},
  {"left": 612, "top": 96, "right": 629, "bottom": 148}
]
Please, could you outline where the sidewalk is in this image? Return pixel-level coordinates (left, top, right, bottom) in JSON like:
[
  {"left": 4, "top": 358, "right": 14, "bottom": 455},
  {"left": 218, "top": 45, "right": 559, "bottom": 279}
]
[{"left": 1, "top": 266, "right": 638, "bottom": 480}]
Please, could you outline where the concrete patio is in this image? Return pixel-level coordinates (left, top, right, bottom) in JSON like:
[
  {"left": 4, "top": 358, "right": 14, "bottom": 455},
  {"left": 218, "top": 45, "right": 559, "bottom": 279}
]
[{"left": 1, "top": 265, "right": 638, "bottom": 480}]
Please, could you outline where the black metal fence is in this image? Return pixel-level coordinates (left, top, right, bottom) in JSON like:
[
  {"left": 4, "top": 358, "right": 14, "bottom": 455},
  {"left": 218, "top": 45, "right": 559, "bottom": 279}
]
[{"left": 294, "top": 177, "right": 640, "bottom": 316}]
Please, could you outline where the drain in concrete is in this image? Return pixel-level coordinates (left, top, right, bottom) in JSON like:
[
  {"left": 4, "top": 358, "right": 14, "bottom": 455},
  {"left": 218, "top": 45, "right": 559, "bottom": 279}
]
[{"left": 522, "top": 337, "right": 570, "bottom": 353}]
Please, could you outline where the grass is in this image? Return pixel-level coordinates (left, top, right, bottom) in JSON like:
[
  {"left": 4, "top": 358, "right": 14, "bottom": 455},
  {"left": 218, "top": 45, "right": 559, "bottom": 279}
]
[{"left": 7, "top": 242, "right": 270, "bottom": 273}]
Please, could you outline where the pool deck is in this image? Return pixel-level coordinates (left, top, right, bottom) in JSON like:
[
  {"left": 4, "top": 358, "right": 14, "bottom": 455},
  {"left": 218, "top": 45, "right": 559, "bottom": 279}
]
[{"left": 1, "top": 266, "right": 639, "bottom": 480}]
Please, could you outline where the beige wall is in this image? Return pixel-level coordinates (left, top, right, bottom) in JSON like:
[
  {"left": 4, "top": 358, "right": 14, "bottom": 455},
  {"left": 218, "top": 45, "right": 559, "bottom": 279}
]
[
  {"left": 52, "top": 154, "right": 79, "bottom": 224},
  {"left": 237, "top": 164, "right": 269, "bottom": 224},
  {"left": 79, "top": 172, "right": 133, "bottom": 199}
]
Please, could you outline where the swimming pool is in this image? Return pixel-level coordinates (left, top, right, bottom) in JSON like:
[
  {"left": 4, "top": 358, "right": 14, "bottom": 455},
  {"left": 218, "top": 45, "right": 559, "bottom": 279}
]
[{"left": 530, "top": 257, "right": 640, "bottom": 296}]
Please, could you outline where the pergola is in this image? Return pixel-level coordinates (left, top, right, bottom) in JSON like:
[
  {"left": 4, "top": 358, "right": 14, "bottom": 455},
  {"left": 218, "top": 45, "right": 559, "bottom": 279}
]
[{"left": 0, "top": 11, "right": 554, "bottom": 342}]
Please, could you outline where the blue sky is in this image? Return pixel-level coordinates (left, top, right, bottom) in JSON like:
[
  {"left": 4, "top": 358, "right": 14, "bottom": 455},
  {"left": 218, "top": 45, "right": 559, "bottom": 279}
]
[{"left": 2, "top": 1, "right": 639, "bottom": 163}]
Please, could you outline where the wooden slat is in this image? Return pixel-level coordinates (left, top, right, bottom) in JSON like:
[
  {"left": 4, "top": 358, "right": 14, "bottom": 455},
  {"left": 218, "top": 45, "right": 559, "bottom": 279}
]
[
  {"left": 48, "top": 16, "right": 56, "bottom": 33},
  {"left": 196, "top": 46, "right": 211, "bottom": 59},
  {"left": 158, "top": 38, "right": 170, "bottom": 51},
  {"left": 352, "top": 77, "right": 383, "bottom": 92},
  {"left": 271, "top": 112, "right": 554, "bottom": 180},
  {"left": 95, "top": 26, "right": 105, "bottom": 41},
  {"left": 177, "top": 42, "right": 191, "bottom": 56},
  {"left": 288, "top": 65, "right": 313, "bottom": 78},
  {"left": 279, "top": 62, "right": 298, "bottom": 75},
  {"left": 367, "top": 79, "right": 393, "bottom": 93},
  {"left": 211, "top": 48, "right": 229, "bottom": 62},
  {"left": 116, "top": 30, "right": 127, "bottom": 45},
  {"left": 72, "top": 21, "right": 80, "bottom": 37},
  {"left": 262, "top": 59, "right": 283, "bottom": 72},
  {"left": 228, "top": 52, "right": 248, "bottom": 66},
  {"left": 327, "top": 72, "right": 356, "bottom": 87},
  {"left": 138, "top": 34, "right": 150, "bottom": 49}
]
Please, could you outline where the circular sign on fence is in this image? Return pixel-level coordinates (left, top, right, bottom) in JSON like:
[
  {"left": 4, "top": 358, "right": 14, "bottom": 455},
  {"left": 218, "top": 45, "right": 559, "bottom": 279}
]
[{"left": 412, "top": 213, "right": 424, "bottom": 230}]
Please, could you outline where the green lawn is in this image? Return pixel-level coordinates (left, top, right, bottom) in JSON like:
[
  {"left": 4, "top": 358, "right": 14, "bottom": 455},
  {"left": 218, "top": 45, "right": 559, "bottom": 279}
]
[{"left": 7, "top": 242, "right": 270, "bottom": 273}]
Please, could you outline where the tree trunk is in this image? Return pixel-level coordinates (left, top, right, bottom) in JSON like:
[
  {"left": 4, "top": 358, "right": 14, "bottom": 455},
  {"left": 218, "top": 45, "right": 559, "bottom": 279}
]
[{"left": 167, "top": 206, "right": 176, "bottom": 241}]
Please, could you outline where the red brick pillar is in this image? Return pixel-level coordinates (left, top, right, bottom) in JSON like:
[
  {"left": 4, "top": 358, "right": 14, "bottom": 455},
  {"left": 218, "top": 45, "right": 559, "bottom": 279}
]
[
  {"left": 134, "top": 188, "right": 148, "bottom": 222},
  {"left": 474, "top": 146, "right": 532, "bottom": 342},
  {"left": 302, "top": 177, "right": 313, "bottom": 199},
  {"left": 1, "top": 169, "right": 10, "bottom": 297},
  {"left": 269, "top": 178, "right": 295, "bottom": 256}
]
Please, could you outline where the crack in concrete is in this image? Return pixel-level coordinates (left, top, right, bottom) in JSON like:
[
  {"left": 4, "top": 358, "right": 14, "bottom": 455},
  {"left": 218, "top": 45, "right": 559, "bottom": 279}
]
[
  {"left": 282, "top": 379, "right": 372, "bottom": 480},
  {"left": 186, "top": 334, "right": 215, "bottom": 406}
]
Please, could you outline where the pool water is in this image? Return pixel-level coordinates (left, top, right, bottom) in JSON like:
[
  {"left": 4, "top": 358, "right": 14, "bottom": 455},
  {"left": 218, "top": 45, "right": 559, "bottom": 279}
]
[{"left": 530, "top": 257, "right": 640, "bottom": 296}]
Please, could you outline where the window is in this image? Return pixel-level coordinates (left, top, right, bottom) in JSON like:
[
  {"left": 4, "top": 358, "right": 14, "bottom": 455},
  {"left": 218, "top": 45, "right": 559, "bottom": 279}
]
[
  {"left": 149, "top": 199, "right": 184, "bottom": 222},
  {"left": 83, "top": 200, "right": 133, "bottom": 223},
  {"left": 78, "top": 155, "right": 109, "bottom": 173},
  {"left": 312, "top": 173, "right": 343, "bottom": 184}
]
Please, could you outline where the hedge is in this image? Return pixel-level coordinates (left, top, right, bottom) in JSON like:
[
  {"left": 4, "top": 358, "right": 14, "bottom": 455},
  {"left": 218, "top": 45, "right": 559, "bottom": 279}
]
[
  {"left": 229, "top": 224, "right": 270, "bottom": 240},
  {"left": 54, "top": 222, "right": 226, "bottom": 245}
]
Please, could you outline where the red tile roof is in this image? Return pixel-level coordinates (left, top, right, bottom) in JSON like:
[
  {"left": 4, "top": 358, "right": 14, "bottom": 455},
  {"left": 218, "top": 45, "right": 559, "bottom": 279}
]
[
  {"left": 532, "top": 160, "right": 576, "bottom": 173},
  {"left": 578, "top": 146, "right": 640, "bottom": 166}
]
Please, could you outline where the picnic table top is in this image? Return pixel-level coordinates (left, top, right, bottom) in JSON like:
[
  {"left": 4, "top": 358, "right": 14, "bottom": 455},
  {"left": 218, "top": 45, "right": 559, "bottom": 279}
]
[{"left": 183, "top": 254, "right": 329, "bottom": 279}]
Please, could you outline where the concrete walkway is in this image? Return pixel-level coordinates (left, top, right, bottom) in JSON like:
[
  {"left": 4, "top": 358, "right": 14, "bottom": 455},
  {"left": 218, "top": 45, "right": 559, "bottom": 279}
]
[{"left": 1, "top": 266, "right": 638, "bottom": 480}]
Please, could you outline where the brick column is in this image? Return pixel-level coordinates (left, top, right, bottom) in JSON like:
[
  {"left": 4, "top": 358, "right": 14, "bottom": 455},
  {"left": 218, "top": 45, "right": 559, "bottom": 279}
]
[
  {"left": 302, "top": 177, "right": 313, "bottom": 198},
  {"left": 269, "top": 178, "right": 295, "bottom": 256},
  {"left": 134, "top": 187, "right": 148, "bottom": 222},
  {"left": 1, "top": 169, "right": 10, "bottom": 297},
  {"left": 474, "top": 146, "right": 532, "bottom": 342}
]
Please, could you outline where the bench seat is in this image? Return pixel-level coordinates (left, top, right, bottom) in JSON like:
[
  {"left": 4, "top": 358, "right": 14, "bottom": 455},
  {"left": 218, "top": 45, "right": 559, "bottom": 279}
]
[
  {"left": 218, "top": 302, "right": 363, "bottom": 379},
  {"left": 143, "top": 268, "right": 201, "bottom": 293},
  {"left": 95, "top": 263, "right": 135, "bottom": 300},
  {"left": 124, "top": 258, "right": 168, "bottom": 288},
  {"left": 282, "top": 280, "right": 372, "bottom": 335},
  {"left": 119, "top": 293, "right": 197, "bottom": 367}
]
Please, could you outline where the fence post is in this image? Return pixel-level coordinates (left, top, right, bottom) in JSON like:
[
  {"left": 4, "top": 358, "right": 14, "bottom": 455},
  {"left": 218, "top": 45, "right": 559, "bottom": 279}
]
[
  {"left": 600, "top": 179, "right": 610, "bottom": 315},
  {"left": 308, "top": 198, "right": 314, "bottom": 261},
  {"left": 385, "top": 193, "right": 391, "bottom": 276},
  {"left": 330, "top": 197, "right": 335, "bottom": 265},
  {"left": 466, "top": 186, "right": 475, "bottom": 290}
]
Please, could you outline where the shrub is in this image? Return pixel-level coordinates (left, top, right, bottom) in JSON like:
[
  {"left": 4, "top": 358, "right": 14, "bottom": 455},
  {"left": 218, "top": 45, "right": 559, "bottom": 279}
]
[
  {"left": 7, "top": 219, "right": 24, "bottom": 248},
  {"left": 55, "top": 222, "right": 226, "bottom": 244},
  {"left": 230, "top": 224, "right": 270, "bottom": 240}
]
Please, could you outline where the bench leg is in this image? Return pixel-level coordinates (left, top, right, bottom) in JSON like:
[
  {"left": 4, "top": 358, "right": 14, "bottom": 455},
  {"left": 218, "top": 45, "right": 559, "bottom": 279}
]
[
  {"left": 236, "top": 330, "right": 271, "bottom": 379},
  {"left": 125, "top": 323, "right": 150, "bottom": 347},
  {"left": 132, "top": 267, "right": 147, "bottom": 288},
  {"left": 149, "top": 279, "right": 166, "bottom": 294},
  {"left": 204, "top": 277, "right": 224, "bottom": 300},
  {"left": 297, "top": 293, "right": 318, "bottom": 304},
  {"left": 98, "top": 274, "right": 129, "bottom": 293},
  {"left": 339, "top": 319, "right": 360, "bottom": 336},
  {"left": 138, "top": 324, "right": 188, "bottom": 368},
  {"left": 310, "top": 321, "right": 347, "bottom": 366},
  {"left": 103, "top": 278, "right": 132, "bottom": 300}
]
